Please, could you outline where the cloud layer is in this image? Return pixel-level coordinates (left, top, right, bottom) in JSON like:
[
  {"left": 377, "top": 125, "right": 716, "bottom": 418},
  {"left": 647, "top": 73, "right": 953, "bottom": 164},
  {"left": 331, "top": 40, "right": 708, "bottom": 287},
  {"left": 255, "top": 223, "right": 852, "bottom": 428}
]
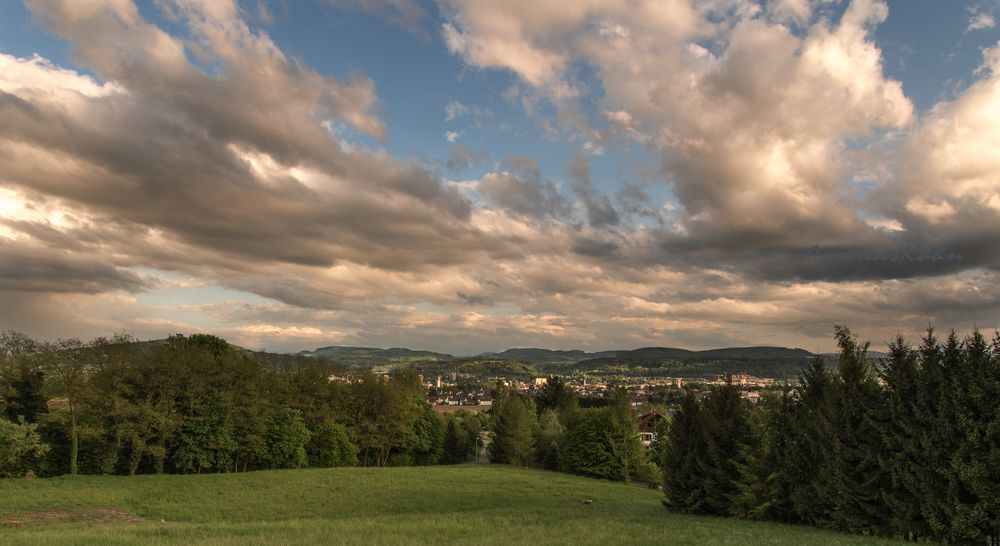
[{"left": 0, "top": 0, "right": 997, "bottom": 353}]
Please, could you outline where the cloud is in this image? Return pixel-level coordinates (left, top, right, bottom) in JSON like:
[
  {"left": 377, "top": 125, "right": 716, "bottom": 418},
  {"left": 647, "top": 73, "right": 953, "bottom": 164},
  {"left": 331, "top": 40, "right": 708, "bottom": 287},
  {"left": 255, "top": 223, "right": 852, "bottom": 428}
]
[
  {"left": 324, "top": 0, "right": 429, "bottom": 38},
  {"left": 568, "top": 150, "right": 620, "bottom": 228},
  {"left": 446, "top": 143, "right": 488, "bottom": 171},
  {"left": 1, "top": 0, "right": 998, "bottom": 354},
  {"left": 445, "top": 100, "right": 469, "bottom": 121},
  {"left": 967, "top": 5, "right": 996, "bottom": 32}
]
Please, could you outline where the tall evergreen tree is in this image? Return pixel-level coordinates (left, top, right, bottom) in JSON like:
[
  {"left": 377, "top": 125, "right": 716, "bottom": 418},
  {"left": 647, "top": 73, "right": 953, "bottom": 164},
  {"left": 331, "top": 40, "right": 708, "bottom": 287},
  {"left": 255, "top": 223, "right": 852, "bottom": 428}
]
[
  {"left": 822, "top": 325, "right": 890, "bottom": 534},
  {"left": 911, "top": 328, "right": 958, "bottom": 539},
  {"left": 535, "top": 376, "right": 579, "bottom": 426},
  {"left": 488, "top": 394, "right": 537, "bottom": 467},
  {"left": 733, "top": 391, "right": 793, "bottom": 522},
  {"left": 877, "top": 334, "right": 927, "bottom": 540},
  {"left": 662, "top": 390, "right": 706, "bottom": 513},
  {"left": 697, "top": 383, "right": 751, "bottom": 516},
  {"left": 950, "top": 329, "right": 994, "bottom": 543},
  {"left": 786, "top": 357, "right": 836, "bottom": 526},
  {"left": 440, "top": 418, "right": 467, "bottom": 465}
]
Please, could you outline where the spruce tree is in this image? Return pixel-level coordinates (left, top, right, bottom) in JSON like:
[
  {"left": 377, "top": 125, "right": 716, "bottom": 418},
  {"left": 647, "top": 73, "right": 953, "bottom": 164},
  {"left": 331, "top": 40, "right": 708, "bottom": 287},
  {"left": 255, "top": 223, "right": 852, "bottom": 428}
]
[
  {"left": 697, "top": 383, "right": 750, "bottom": 516},
  {"left": 662, "top": 390, "right": 706, "bottom": 513},
  {"left": 950, "top": 329, "right": 994, "bottom": 543},
  {"left": 877, "top": 334, "right": 927, "bottom": 540},
  {"left": 733, "top": 391, "right": 793, "bottom": 522},
  {"left": 488, "top": 394, "right": 536, "bottom": 467},
  {"left": 911, "top": 328, "right": 957, "bottom": 540},
  {"left": 786, "top": 357, "right": 836, "bottom": 526},
  {"left": 440, "top": 419, "right": 465, "bottom": 464},
  {"left": 824, "top": 325, "right": 889, "bottom": 534}
]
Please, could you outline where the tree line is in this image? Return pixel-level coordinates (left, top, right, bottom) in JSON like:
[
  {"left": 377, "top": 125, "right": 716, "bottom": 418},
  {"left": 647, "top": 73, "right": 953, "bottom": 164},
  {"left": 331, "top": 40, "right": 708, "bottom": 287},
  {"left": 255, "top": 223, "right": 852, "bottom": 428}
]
[
  {"left": 0, "top": 332, "right": 482, "bottom": 477},
  {"left": 661, "top": 325, "right": 999, "bottom": 544},
  {"left": 486, "top": 377, "right": 661, "bottom": 486}
]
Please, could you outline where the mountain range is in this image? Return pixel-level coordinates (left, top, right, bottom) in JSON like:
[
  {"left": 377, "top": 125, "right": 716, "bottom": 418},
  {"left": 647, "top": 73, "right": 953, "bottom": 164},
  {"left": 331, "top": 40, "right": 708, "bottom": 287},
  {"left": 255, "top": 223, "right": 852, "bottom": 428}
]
[{"left": 298, "top": 344, "right": 819, "bottom": 367}]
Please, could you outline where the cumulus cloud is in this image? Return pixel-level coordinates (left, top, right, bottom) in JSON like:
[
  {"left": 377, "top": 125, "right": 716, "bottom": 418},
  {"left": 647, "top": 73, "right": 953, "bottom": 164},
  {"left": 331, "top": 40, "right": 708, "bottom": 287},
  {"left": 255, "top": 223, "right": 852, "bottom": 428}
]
[
  {"left": 439, "top": 0, "right": 997, "bottom": 284},
  {"left": 1, "top": 0, "right": 997, "bottom": 353}
]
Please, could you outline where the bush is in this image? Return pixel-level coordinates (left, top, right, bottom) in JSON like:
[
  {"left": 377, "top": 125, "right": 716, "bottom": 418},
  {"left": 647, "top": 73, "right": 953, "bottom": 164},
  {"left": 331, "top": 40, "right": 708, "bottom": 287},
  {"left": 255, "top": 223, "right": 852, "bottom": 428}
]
[
  {"left": 307, "top": 421, "right": 358, "bottom": 467},
  {"left": 0, "top": 418, "right": 49, "bottom": 478}
]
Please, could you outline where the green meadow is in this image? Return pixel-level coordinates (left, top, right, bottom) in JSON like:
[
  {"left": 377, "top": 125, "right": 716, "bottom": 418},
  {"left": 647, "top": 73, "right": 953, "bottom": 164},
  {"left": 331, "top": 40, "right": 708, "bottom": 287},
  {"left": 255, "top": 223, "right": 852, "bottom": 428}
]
[{"left": 0, "top": 465, "right": 902, "bottom": 545}]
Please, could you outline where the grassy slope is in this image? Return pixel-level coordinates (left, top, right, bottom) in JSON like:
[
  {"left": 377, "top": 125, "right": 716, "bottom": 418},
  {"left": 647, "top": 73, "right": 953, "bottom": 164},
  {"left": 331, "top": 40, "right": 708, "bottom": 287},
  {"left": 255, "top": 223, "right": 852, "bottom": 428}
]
[{"left": 0, "top": 466, "right": 901, "bottom": 546}]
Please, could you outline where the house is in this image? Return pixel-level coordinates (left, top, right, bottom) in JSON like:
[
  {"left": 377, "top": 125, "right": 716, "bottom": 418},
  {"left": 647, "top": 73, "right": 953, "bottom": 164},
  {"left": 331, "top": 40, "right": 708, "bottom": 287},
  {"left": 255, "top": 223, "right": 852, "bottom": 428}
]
[{"left": 637, "top": 411, "right": 664, "bottom": 448}]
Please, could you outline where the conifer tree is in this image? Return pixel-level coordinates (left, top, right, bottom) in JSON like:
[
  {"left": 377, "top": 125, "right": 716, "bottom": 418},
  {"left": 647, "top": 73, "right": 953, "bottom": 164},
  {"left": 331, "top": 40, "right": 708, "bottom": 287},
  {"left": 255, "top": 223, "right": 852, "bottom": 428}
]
[
  {"left": 950, "top": 329, "right": 994, "bottom": 543},
  {"left": 911, "top": 328, "right": 956, "bottom": 539},
  {"left": 697, "top": 383, "right": 750, "bottom": 516},
  {"left": 877, "top": 334, "right": 927, "bottom": 539},
  {"left": 823, "top": 325, "right": 889, "bottom": 534},
  {"left": 488, "top": 394, "right": 536, "bottom": 467},
  {"left": 733, "top": 391, "right": 793, "bottom": 522},
  {"left": 662, "top": 390, "right": 705, "bottom": 513},
  {"left": 786, "top": 356, "right": 836, "bottom": 526},
  {"left": 440, "top": 419, "right": 465, "bottom": 464}
]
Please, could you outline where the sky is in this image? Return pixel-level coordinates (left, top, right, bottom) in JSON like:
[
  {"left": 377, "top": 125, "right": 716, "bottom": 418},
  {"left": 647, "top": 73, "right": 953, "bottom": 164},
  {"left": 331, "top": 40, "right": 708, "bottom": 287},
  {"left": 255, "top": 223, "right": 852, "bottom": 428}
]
[{"left": 0, "top": 0, "right": 998, "bottom": 355}]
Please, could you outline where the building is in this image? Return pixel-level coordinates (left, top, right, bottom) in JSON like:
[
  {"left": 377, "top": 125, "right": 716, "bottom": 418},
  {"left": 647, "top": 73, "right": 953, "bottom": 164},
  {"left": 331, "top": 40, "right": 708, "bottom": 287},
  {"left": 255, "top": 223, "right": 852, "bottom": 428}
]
[{"left": 637, "top": 411, "right": 664, "bottom": 449}]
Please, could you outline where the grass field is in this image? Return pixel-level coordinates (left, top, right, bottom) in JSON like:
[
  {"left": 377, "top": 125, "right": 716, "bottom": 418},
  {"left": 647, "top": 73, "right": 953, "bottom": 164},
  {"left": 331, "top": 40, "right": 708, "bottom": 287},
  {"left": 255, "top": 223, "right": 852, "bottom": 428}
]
[{"left": 0, "top": 465, "right": 902, "bottom": 545}]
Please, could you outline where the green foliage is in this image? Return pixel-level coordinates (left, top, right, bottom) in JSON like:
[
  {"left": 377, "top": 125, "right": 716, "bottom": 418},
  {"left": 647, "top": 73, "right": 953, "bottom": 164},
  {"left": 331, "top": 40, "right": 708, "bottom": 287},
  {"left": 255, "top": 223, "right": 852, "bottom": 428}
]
[
  {"left": 733, "top": 391, "right": 793, "bottom": 522},
  {"left": 563, "top": 390, "right": 644, "bottom": 483},
  {"left": 535, "top": 409, "right": 566, "bottom": 471},
  {"left": 0, "top": 418, "right": 49, "bottom": 477},
  {"left": 307, "top": 421, "right": 358, "bottom": 467},
  {"left": 662, "top": 390, "right": 705, "bottom": 513},
  {"left": 535, "top": 376, "right": 579, "bottom": 424},
  {"left": 564, "top": 408, "right": 619, "bottom": 479},
  {"left": 2, "top": 369, "right": 47, "bottom": 424},
  {"left": 264, "top": 408, "right": 310, "bottom": 469},
  {"left": 488, "top": 394, "right": 537, "bottom": 467}
]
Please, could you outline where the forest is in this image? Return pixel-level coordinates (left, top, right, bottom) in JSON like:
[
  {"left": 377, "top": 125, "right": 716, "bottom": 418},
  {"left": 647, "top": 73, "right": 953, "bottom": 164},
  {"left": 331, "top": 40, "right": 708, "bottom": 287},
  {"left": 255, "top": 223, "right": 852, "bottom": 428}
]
[
  {"left": 0, "top": 332, "right": 481, "bottom": 476},
  {"left": 2, "top": 325, "right": 998, "bottom": 545},
  {"left": 662, "top": 326, "right": 1000, "bottom": 545}
]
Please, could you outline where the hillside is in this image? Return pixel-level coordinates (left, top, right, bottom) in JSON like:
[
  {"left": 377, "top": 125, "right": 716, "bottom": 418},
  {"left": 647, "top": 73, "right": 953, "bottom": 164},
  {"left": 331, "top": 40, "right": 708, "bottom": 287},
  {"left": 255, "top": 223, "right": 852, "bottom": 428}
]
[
  {"left": 477, "top": 348, "right": 626, "bottom": 367},
  {"left": 0, "top": 466, "right": 901, "bottom": 545},
  {"left": 282, "top": 343, "right": 826, "bottom": 380},
  {"left": 297, "top": 346, "right": 455, "bottom": 368}
]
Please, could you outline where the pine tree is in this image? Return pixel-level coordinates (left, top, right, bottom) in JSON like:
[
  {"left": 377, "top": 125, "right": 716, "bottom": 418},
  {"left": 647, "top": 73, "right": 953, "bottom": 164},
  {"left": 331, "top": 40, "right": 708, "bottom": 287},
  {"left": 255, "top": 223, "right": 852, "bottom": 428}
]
[
  {"left": 662, "top": 390, "right": 706, "bottom": 513},
  {"left": 950, "top": 329, "right": 994, "bottom": 543},
  {"left": 823, "top": 325, "right": 890, "bottom": 534},
  {"left": 488, "top": 394, "right": 536, "bottom": 467},
  {"left": 733, "top": 391, "right": 793, "bottom": 522},
  {"left": 697, "top": 383, "right": 750, "bottom": 516},
  {"left": 440, "top": 419, "right": 465, "bottom": 464},
  {"left": 877, "top": 334, "right": 927, "bottom": 540},
  {"left": 786, "top": 356, "right": 836, "bottom": 527},
  {"left": 607, "top": 387, "right": 644, "bottom": 484}
]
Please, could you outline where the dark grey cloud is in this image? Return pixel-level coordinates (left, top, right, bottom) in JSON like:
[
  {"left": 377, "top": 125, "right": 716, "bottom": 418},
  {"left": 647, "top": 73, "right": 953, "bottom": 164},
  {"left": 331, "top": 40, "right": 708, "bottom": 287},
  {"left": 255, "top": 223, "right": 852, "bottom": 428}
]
[
  {"left": 0, "top": 0, "right": 531, "bottom": 287},
  {"left": 478, "top": 157, "right": 570, "bottom": 220},
  {"left": 0, "top": 240, "right": 148, "bottom": 294}
]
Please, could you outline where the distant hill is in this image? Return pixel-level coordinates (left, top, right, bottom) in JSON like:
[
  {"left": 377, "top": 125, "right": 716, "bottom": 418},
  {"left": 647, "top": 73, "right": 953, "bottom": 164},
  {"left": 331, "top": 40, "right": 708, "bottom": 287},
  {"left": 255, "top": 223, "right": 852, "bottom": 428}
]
[
  {"left": 298, "top": 346, "right": 455, "bottom": 368},
  {"left": 476, "top": 348, "right": 625, "bottom": 367},
  {"left": 568, "top": 345, "right": 818, "bottom": 379},
  {"left": 819, "top": 351, "right": 889, "bottom": 362},
  {"left": 293, "top": 343, "right": 824, "bottom": 379},
  {"left": 693, "top": 347, "right": 814, "bottom": 359}
]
